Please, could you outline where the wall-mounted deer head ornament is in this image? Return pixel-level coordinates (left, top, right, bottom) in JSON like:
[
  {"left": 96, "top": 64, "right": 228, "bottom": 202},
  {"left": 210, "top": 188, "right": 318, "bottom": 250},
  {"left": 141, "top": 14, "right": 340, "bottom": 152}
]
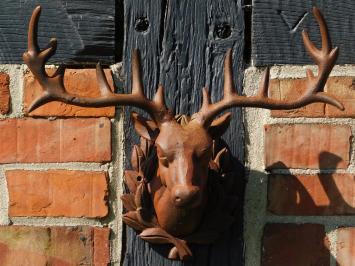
[{"left": 24, "top": 6, "right": 344, "bottom": 260}]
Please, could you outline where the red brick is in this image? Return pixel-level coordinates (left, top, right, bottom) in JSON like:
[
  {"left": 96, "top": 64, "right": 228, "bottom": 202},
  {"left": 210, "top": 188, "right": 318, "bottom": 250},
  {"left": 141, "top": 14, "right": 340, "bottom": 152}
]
[
  {"left": 333, "top": 227, "right": 355, "bottom": 266},
  {"left": 270, "top": 78, "right": 325, "bottom": 117},
  {"left": 262, "top": 224, "right": 329, "bottom": 266},
  {"left": 268, "top": 174, "right": 355, "bottom": 215},
  {"left": 7, "top": 170, "right": 108, "bottom": 218},
  {"left": 24, "top": 68, "right": 115, "bottom": 117},
  {"left": 94, "top": 227, "right": 111, "bottom": 265},
  {"left": 0, "top": 226, "right": 110, "bottom": 266},
  {"left": 264, "top": 124, "right": 351, "bottom": 169},
  {"left": 0, "top": 118, "right": 111, "bottom": 163},
  {"left": 0, "top": 73, "right": 10, "bottom": 115},
  {"left": 269, "top": 77, "right": 353, "bottom": 118},
  {"left": 325, "top": 77, "right": 355, "bottom": 118}
]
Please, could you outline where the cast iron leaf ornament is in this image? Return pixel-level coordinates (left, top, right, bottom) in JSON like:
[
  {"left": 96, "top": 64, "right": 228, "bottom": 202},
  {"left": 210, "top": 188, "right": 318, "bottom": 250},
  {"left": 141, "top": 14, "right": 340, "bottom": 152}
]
[{"left": 24, "top": 6, "right": 344, "bottom": 261}]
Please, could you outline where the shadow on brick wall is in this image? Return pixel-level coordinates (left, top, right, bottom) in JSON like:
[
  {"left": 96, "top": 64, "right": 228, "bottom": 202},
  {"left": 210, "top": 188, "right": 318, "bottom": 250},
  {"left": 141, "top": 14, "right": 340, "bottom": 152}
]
[
  {"left": 268, "top": 151, "right": 354, "bottom": 216},
  {"left": 262, "top": 151, "right": 353, "bottom": 266}
]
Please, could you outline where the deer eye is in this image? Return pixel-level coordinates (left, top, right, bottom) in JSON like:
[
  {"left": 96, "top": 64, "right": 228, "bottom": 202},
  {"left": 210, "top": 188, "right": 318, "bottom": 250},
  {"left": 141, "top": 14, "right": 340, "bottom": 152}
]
[{"left": 158, "top": 156, "right": 169, "bottom": 167}]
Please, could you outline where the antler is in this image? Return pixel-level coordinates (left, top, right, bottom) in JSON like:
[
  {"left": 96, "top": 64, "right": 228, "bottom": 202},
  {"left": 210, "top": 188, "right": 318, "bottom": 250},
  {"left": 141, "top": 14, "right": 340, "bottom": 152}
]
[
  {"left": 23, "top": 6, "right": 171, "bottom": 124},
  {"left": 193, "top": 7, "right": 344, "bottom": 127}
]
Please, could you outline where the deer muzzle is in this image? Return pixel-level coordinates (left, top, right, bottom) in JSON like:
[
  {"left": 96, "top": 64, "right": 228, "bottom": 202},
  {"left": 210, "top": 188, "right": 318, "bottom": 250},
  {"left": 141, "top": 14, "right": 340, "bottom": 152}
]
[{"left": 171, "top": 185, "right": 201, "bottom": 208}]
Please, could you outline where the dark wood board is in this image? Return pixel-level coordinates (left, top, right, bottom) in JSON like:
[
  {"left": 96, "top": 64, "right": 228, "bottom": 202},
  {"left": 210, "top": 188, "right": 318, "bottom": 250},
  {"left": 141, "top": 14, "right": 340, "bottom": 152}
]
[
  {"left": 121, "top": 0, "right": 167, "bottom": 264},
  {"left": 0, "top": 0, "right": 115, "bottom": 64},
  {"left": 253, "top": 0, "right": 355, "bottom": 65},
  {"left": 122, "top": 0, "right": 245, "bottom": 265}
]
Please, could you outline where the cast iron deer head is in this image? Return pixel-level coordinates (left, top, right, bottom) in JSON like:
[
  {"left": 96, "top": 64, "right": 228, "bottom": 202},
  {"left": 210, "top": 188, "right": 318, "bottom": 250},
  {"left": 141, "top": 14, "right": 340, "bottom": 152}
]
[{"left": 24, "top": 6, "right": 343, "bottom": 260}]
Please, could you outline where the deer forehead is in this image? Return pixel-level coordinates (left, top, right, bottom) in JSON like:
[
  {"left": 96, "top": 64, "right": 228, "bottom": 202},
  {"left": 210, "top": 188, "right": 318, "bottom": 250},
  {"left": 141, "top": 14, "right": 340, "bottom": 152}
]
[{"left": 156, "top": 121, "right": 212, "bottom": 153}]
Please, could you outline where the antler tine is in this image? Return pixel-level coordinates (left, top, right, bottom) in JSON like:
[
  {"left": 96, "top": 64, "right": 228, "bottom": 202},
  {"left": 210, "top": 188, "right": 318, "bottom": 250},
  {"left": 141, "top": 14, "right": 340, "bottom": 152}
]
[
  {"left": 302, "top": 7, "right": 332, "bottom": 62},
  {"left": 257, "top": 67, "right": 270, "bottom": 98},
  {"left": 195, "top": 51, "right": 238, "bottom": 125},
  {"left": 27, "top": 6, "right": 40, "bottom": 54},
  {"left": 316, "top": 7, "right": 331, "bottom": 54},
  {"left": 223, "top": 49, "right": 235, "bottom": 97},
  {"left": 25, "top": 6, "right": 171, "bottom": 125},
  {"left": 96, "top": 63, "right": 114, "bottom": 96},
  {"left": 193, "top": 7, "right": 344, "bottom": 128},
  {"left": 131, "top": 50, "right": 145, "bottom": 96},
  {"left": 302, "top": 7, "right": 339, "bottom": 93},
  {"left": 24, "top": 6, "right": 58, "bottom": 73},
  {"left": 153, "top": 85, "right": 166, "bottom": 107}
]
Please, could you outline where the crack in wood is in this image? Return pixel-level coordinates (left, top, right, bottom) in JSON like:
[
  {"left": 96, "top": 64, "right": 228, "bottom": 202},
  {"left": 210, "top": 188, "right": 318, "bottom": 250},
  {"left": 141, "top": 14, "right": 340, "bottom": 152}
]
[{"left": 278, "top": 10, "right": 309, "bottom": 34}]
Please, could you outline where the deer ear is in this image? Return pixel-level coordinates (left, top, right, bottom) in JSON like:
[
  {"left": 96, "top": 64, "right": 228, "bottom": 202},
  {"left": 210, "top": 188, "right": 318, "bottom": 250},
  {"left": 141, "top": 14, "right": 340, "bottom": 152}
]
[
  {"left": 208, "top": 112, "right": 232, "bottom": 139},
  {"left": 131, "top": 112, "right": 159, "bottom": 141}
]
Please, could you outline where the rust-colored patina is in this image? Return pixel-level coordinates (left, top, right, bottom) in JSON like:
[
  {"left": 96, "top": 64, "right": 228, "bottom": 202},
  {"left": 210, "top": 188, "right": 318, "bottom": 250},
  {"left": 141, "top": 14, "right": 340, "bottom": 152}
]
[{"left": 24, "top": 6, "right": 344, "bottom": 260}]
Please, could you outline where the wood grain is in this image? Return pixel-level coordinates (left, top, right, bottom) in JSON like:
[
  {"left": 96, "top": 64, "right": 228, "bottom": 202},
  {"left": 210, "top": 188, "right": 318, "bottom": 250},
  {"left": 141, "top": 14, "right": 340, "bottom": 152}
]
[
  {"left": 122, "top": 0, "right": 245, "bottom": 265},
  {"left": 0, "top": 0, "right": 114, "bottom": 64},
  {"left": 253, "top": 0, "right": 355, "bottom": 65},
  {"left": 122, "top": 1, "right": 167, "bottom": 264}
]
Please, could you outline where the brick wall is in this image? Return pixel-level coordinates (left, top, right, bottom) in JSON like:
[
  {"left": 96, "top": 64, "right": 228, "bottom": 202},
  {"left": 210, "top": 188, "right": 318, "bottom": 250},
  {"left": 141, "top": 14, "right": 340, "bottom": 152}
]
[
  {"left": 244, "top": 66, "right": 355, "bottom": 266},
  {"left": 0, "top": 58, "right": 353, "bottom": 266},
  {"left": 0, "top": 65, "right": 123, "bottom": 265}
]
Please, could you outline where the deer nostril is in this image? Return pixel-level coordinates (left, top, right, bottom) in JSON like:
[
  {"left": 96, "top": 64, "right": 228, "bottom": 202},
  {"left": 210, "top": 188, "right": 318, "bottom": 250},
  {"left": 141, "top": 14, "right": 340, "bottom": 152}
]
[{"left": 172, "top": 186, "right": 200, "bottom": 207}]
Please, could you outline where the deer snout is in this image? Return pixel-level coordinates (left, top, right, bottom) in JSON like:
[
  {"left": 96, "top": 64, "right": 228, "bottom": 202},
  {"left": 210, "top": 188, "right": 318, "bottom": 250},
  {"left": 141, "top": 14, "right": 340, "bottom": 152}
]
[{"left": 171, "top": 185, "right": 201, "bottom": 208}]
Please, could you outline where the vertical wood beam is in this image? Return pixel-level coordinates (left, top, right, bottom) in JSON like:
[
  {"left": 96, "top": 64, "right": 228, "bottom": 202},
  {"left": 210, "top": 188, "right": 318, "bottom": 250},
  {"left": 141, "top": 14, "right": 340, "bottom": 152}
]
[{"left": 122, "top": 0, "right": 245, "bottom": 264}]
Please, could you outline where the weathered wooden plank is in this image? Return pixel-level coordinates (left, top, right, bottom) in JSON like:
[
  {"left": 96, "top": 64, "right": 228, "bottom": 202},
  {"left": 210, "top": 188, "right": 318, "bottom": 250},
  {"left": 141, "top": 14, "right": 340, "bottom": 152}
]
[
  {"left": 122, "top": 0, "right": 163, "bottom": 161},
  {"left": 253, "top": 0, "right": 355, "bottom": 65},
  {"left": 202, "top": 2, "right": 245, "bottom": 264},
  {"left": 0, "top": 0, "right": 115, "bottom": 64},
  {"left": 122, "top": 0, "right": 245, "bottom": 265},
  {"left": 122, "top": 0, "right": 166, "bottom": 265}
]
